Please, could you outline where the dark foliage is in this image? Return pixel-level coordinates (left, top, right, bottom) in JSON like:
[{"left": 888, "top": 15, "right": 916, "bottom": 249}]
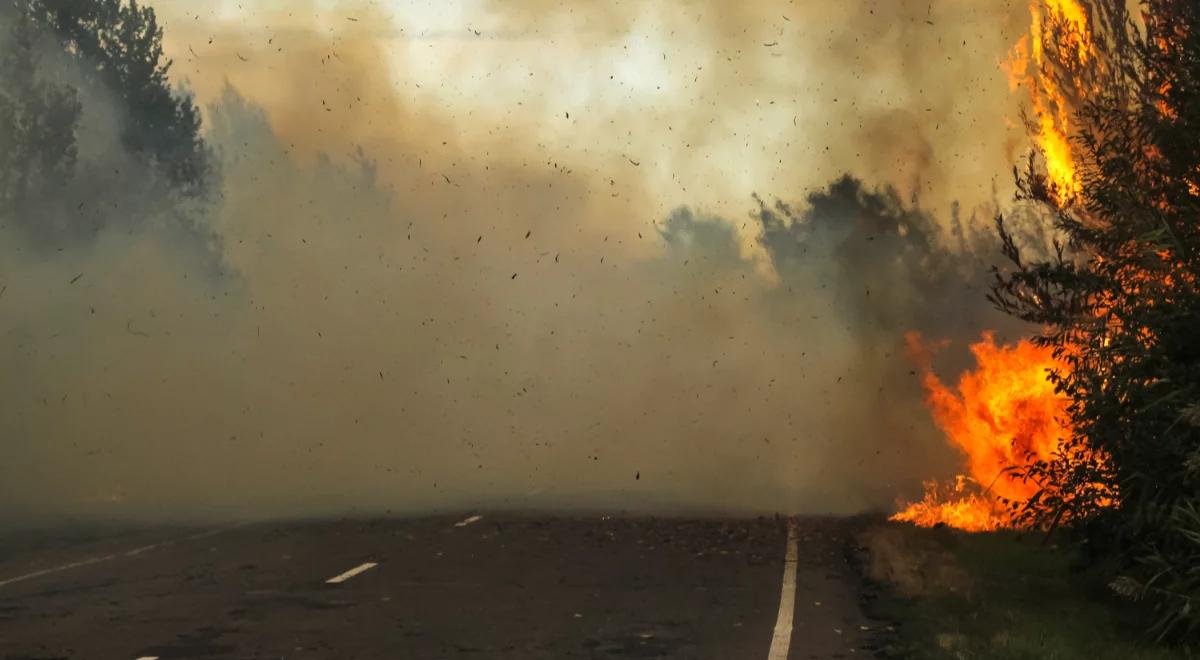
[
  {"left": 989, "top": 0, "right": 1200, "bottom": 642},
  {"left": 754, "top": 175, "right": 1018, "bottom": 345},
  {"left": 0, "top": 0, "right": 212, "bottom": 244},
  {"left": 0, "top": 8, "right": 82, "bottom": 230},
  {"left": 26, "top": 0, "right": 209, "bottom": 192}
]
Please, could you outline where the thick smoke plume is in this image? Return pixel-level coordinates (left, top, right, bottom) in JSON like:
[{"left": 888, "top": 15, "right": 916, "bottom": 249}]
[{"left": 1, "top": 0, "right": 1038, "bottom": 524}]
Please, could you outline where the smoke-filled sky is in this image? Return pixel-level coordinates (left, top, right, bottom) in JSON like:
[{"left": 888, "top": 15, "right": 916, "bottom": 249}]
[
  {"left": 156, "top": 0, "right": 1028, "bottom": 226},
  {"left": 1, "top": 0, "right": 1043, "bottom": 524}
]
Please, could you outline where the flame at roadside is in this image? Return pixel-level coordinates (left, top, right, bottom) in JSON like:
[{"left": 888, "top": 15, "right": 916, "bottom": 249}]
[
  {"left": 891, "top": 332, "right": 1072, "bottom": 531},
  {"left": 890, "top": 476, "right": 1009, "bottom": 533},
  {"left": 892, "top": 0, "right": 1101, "bottom": 532}
]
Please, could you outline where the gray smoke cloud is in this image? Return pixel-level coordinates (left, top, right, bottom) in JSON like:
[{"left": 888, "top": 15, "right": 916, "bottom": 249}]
[{"left": 0, "top": 0, "right": 1042, "bottom": 526}]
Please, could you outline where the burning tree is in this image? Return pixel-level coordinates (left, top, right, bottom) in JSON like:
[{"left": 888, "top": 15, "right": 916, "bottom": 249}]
[{"left": 990, "top": 0, "right": 1200, "bottom": 641}]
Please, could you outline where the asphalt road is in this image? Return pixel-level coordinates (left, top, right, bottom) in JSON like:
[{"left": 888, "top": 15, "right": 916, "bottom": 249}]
[{"left": 0, "top": 515, "right": 876, "bottom": 659}]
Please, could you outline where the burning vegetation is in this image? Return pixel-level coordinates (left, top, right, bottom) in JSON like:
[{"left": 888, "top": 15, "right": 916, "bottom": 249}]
[
  {"left": 894, "top": 0, "right": 1200, "bottom": 641},
  {"left": 892, "top": 333, "right": 1071, "bottom": 532},
  {"left": 1003, "top": 0, "right": 1095, "bottom": 201},
  {"left": 892, "top": 0, "right": 1098, "bottom": 533}
]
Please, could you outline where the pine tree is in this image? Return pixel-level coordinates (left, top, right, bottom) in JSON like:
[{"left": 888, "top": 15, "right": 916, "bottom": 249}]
[
  {"left": 0, "top": 0, "right": 212, "bottom": 243},
  {"left": 25, "top": 0, "right": 211, "bottom": 193},
  {"left": 0, "top": 5, "right": 83, "bottom": 228}
]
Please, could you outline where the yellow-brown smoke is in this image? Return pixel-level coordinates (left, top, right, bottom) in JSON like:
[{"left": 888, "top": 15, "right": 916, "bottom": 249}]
[{"left": 0, "top": 0, "right": 1043, "bottom": 524}]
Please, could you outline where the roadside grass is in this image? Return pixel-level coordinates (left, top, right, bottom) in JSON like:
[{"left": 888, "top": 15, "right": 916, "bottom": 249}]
[{"left": 858, "top": 521, "right": 1191, "bottom": 660}]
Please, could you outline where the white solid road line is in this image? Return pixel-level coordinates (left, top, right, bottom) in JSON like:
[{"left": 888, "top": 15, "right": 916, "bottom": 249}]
[
  {"left": 325, "top": 562, "right": 379, "bottom": 584},
  {"left": 135, "top": 656, "right": 159, "bottom": 660},
  {"left": 454, "top": 514, "right": 483, "bottom": 527},
  {"left": 0, "top": 542, "right": 172, "bottom": 588},
  {"left": 767, "top": 519, "right": 800, "bottom": 660},
  {"left": 0, "top": 553, "right": 121, "bottom": 589},
  {"left": 0, "top": 525, "right": 240, "bottom": 590}
]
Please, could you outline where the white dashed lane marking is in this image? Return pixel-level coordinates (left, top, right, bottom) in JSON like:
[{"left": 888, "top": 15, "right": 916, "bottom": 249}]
[
  {"left": 325, "top": 562, "right": 378, "bottom": 584},
  {"left": 454, "top": 514, "right": 483, "bottom": 528},
  {"left": 767, "top": 519, "right": 799, "bottom": 660}
]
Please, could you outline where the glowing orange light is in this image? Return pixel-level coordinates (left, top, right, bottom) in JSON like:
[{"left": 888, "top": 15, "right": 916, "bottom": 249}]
[
  {"left": 1003, "top": 0, "right": 1096, "bottom": 200},
  {"left": 892, "top": 333, "right": 1072, "bottom": 531}
]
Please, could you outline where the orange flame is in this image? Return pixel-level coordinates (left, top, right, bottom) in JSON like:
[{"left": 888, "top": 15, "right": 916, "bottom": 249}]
[
  {"left": 892, "top": 332, "right": 1072, "bottom": 531},
  {"left": 891, "top": 476, "right": 1011, "bottom": 533},
  {"left": 1003, "top": 0, "right": 1095, "bottom": 200},
  {"left": 896, "top": 0, "right": 1100, "bottom": 531}
]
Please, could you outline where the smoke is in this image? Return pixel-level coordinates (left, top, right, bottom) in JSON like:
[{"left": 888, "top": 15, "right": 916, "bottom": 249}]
[{"left": 0, "top": 0, "right": 1040, "bottom": 524}]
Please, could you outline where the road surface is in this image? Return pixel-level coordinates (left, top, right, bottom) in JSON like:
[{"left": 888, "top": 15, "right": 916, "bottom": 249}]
[{"left": 0, "top": 515, "right": 876, "bottom": 659}]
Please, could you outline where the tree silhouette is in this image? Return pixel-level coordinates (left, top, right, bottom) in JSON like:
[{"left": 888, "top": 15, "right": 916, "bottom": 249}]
[
  {"left": 25, "top": 0, "right": 210, "bottom": 193},
  {"left": 1, "top": 0, "right": 213, "bottom": 245},
  {"left": 0, "top": 6, "right": 82, "bottom": 227}
]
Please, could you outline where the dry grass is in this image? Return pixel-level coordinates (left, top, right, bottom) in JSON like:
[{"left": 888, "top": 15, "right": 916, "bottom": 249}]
[
  {"left": 859, "top": 523, "right": 971, "bottom": 598},
  {"left": 858, "top": 522, "right": 1188, "bottom": 660}
]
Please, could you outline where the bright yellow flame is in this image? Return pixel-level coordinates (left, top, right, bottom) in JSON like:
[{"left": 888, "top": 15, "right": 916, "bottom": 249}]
[
  {"left": 1004, "top": 0, "right": 1095, "bottom": 200},
  {"left": 1046, "top": 0, "right": 1092, "bottom": 62},
  {"left": 891, "top": 477, "right": 1011, "bottom": 532},
  {"left": 1037, "top": 112, "right": 1079, "bottom": 198}
]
